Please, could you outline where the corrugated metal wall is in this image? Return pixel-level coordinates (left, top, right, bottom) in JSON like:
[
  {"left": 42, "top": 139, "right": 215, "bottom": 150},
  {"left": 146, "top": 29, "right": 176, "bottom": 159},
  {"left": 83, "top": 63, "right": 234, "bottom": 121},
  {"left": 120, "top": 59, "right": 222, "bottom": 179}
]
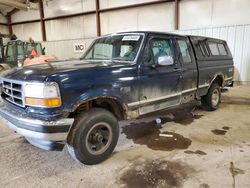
[
  {"left": 42, "top": 38, "right": 95, "bottom": 60},
  {"left": 174, "top": 24, "right": 250, "bottom": 82},
  {"left": 0, "top": 26, "right": 8, "bottom": 34}
]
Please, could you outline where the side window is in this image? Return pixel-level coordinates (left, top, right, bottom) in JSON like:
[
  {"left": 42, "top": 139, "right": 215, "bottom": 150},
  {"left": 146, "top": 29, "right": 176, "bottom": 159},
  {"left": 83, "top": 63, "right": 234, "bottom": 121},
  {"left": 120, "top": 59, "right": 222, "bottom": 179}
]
[
  {"left": 208, "top": 42, "right": 228, "bottom": 56},
  {"left": 143, "top": 38, "right": 174, "bottom": 66},
  {"left": 208, "top": 42, "right": 220, "bottom": 55},
  {"left": 199, "top": 43, "right": 205, "bottom": 56},
  {"left": 218, "top": 43, "right": 227, "bottom": 55},
  {"left": 177, "top": 39, "right": 191, "bottom": 63}
]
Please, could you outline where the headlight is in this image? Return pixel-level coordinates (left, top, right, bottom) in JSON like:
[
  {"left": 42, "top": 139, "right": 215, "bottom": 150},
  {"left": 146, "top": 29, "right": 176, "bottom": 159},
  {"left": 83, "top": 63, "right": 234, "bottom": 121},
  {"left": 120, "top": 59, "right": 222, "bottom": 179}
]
[{"left": 24, "top": 82, "right": 61, "bottom": 108}]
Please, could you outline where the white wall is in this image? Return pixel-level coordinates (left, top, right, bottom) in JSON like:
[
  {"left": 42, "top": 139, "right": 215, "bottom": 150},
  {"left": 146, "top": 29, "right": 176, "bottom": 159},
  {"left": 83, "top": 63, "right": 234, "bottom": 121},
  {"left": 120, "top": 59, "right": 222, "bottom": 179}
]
[
  {"left": 175, "top": 24, "right": 250, "bottom": 82},
  {"left": 12, "top": 22, "right": 42, "bottom": 41},
  {"left": 0, "top": 25, "right": 8, "bottom": 34},
  {"left": 99, "top": 0, "right": 159, "bottom": 9},
  {"left": 0, "top": 14, "right": 7, "bottom": 23},
  {"left": 100, "top": 3, "right": 175, "bottom": 35},
  {"left": 12, "top": 10, "right": 40, "bottom": 23},
  {"left": 45, "top": 14, "right": 96, "bottom": 41},
  {"left": 42, "top": 38, "right": 95, "bottom": 60},
  {"left": 43, "top": 0, "right": 95, "bottom": 18},
  {"left": 179, "top": 0, "right": 250, "bottom": 30},
  {"left": 0, "top": 15, "right": 8, "bottom": 34}
]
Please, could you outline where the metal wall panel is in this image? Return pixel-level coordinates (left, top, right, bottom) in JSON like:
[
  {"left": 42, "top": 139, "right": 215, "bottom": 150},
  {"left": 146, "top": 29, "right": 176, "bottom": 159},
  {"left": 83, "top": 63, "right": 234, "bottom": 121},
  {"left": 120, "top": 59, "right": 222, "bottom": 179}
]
[
  {"left": 179, "top": 0, "right": 250, "bottom": 30},
  {"left": 100, "top": 3, "right": 175, "bottom": 35},
  {"left": 41, "top": 38, "right": 95, "bottom": 60},
  {"left": 100, "top": 0, "right": 159, "bottom": 9},
  {"left": 12, "top": 22, "right": 42, "bottom": 41},
  {"left": 43, "top": 0, "right": 95, "bottom": 18},
  {"left": 0, "top": 26, "right": 8, "bottom": 34},
  {"left": 0, "top": 14, "right": 7, "bottom": 23},
  {"left": 12, "top": 10, "right": 40, "bottom": 23},
  {"left": 174, "top": 24, "right": 250, "bottom": 82},
  {"left": 45, "top": 14, "right": 96, "bottom": 41}
]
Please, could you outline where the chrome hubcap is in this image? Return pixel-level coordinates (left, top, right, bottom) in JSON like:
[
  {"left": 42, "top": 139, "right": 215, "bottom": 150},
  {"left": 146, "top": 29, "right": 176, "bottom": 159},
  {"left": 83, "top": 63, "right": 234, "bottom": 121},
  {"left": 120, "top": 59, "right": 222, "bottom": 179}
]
[
  {"left": 86, "top": 122, "right": 113, "bottom": 155},
  {"left": 212, "top": 89, "right": 220, "bottom": 107}
]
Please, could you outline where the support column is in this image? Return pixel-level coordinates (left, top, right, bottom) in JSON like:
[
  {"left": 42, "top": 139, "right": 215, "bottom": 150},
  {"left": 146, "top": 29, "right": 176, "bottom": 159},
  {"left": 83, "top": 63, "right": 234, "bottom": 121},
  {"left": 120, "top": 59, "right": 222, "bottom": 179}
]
[
  {"left": 95, "top": 0, "right": 101, "bottom": 36},
  {"left": 175, "top": 0, "right": 179, "bottom": 30},
  {"left": 39, "top": 0, "right": 46, "bottom": 41},
  {"left": 7, "top": 15, "right": 13, "bottom": 35}
]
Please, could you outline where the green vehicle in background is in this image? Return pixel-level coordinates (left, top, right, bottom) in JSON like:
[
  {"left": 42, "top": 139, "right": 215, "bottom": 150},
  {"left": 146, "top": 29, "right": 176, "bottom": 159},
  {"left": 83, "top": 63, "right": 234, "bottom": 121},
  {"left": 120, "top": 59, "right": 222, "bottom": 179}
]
[{"left": 0, "top": 33, "right": 44, "bottom": 70}]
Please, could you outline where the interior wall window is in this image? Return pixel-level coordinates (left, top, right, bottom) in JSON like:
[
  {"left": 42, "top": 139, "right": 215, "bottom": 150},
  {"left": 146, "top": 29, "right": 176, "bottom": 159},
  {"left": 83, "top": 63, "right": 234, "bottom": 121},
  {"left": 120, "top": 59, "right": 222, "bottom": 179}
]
[
  {"left": 208, "top": 42, "right": 220, "bottom": 55},
  {"left": 177, "top": 39, "right": 191, "bottom": 63},
  {"left": 143, "top": 38, "right": 174, "bottom": 66}
]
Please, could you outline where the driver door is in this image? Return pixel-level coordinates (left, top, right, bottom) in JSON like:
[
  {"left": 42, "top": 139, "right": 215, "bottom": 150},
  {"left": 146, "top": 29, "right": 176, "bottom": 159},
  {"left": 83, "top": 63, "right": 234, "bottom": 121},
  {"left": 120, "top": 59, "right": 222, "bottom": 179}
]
[{"left": 138, "top": 35, "right": 182, "bottom": 115}]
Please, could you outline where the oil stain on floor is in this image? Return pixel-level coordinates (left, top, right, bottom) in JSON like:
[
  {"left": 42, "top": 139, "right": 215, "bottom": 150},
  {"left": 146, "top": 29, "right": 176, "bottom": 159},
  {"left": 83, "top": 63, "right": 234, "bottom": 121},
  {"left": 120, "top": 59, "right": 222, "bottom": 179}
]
[
  {"left": 184, "top": 150, "right": 207, "bottom": 155},
  {"left": 122, "top": 119, "right": 192, "bottom": 151},
  {"left": 211, "top": 126, "right": 231, "bottom": 135},
  {"left": 211, "top": 129, "right": 227, "bottom": 135},
  {"left": 119, "top": 159, "right": 195, "bottom": 188}
]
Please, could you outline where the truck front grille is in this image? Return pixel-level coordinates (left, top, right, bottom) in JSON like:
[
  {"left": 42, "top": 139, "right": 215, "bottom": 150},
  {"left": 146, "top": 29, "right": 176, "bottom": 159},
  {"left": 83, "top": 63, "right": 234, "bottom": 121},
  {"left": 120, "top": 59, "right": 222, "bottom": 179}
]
[{"left": 2, "top": 79, "right": 25, "bottom": 107}]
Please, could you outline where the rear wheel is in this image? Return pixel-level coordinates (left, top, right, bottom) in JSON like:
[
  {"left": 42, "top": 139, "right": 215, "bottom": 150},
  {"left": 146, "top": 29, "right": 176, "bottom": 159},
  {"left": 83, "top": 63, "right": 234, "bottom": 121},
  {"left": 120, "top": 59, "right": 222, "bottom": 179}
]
[
  {"left": 67, "top": 108, "right": 119, "bottom": 165},
  {"left": 201, "top": 83, "right": 221, "bottom": 111}
]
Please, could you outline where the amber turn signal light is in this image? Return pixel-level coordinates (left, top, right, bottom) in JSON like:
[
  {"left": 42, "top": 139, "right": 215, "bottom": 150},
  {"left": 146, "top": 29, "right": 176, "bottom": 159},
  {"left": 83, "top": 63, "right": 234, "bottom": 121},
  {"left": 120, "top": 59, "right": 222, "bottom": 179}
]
[{"left": 25, "top": 97, "right": 61, "bottom": 107}]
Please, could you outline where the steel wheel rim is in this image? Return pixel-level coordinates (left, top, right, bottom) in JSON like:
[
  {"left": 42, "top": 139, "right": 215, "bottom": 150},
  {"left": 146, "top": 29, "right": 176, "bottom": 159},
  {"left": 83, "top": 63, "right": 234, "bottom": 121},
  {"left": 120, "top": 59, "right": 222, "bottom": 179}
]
[
  {"left": 212, "top": 89, "right": 219, "bottom": 107},
  {"left": 85, "top": 122, "right": 113, "bottom": 155}
]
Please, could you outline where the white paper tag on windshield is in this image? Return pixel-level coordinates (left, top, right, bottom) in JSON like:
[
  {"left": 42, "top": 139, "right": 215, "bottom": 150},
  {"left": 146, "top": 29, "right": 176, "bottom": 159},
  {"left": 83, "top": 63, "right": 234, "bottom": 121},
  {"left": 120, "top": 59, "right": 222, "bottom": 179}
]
[{"left": 122, "top": 35, "right": 140, "bottom": 41}]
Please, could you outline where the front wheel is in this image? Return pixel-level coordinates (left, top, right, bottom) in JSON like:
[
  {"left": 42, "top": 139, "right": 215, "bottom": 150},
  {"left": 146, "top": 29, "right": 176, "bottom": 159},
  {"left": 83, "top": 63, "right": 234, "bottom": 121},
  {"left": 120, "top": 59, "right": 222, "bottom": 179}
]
[
  {"left": 67, "top": 108, "right": 119, "bottom": 165},
  {"left": 201, "top": 83, "right": 221, "bottom": 111}
]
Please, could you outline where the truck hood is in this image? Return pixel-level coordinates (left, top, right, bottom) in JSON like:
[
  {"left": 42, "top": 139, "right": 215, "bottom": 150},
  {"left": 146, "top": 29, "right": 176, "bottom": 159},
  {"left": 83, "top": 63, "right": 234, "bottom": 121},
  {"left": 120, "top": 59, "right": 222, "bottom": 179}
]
[{"left": 1, "top": 59, "right": 128, "bottom": 82}]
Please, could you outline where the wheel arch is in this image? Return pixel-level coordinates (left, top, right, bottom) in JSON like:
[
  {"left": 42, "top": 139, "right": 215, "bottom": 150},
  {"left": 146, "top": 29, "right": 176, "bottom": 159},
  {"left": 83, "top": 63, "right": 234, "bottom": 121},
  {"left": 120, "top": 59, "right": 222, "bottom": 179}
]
[
  {"left": 69, "top": 96, "right": 127, "bottom": 120},
  {"left": 210, "top": 74, "right": 224, "bottom": 87}
]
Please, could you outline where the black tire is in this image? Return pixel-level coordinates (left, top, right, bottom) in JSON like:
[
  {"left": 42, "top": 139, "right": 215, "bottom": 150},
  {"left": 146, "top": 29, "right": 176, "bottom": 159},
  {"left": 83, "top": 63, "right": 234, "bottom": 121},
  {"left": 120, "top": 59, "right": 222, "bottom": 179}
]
[
  {"left": 66, "top": 108, "right": 119, "bottom": 165},
  {"left": 201, "top": 83, "right": 221, "bottom": 111}
]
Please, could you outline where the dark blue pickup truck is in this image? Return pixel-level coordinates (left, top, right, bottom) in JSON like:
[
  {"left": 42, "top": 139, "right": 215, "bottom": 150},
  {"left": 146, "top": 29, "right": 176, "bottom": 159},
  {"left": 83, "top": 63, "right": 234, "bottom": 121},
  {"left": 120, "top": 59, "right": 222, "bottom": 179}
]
[{"left": 0, "top": 31, "right": 234, "bottom": 164}]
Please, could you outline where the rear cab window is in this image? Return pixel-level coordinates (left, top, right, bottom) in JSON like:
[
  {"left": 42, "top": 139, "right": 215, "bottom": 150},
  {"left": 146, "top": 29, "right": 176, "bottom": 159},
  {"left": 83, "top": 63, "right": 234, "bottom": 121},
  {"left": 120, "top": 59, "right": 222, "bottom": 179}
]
[
  {"left": 208, "top": 42, "right": 228, "bottom": 56},
  {"left": 188, "top": 36, "right": 232, "bottom": 62}
]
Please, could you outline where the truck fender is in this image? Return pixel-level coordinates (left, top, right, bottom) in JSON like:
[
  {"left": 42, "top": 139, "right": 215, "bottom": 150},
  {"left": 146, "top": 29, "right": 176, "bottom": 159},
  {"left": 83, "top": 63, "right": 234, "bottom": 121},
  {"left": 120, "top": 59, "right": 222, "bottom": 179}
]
[
  {"left": 70, "top": 88, "right": 127, "bottom": 113},
  {"left": 209, "top": 73, "right": 224, "bottom": 87}
]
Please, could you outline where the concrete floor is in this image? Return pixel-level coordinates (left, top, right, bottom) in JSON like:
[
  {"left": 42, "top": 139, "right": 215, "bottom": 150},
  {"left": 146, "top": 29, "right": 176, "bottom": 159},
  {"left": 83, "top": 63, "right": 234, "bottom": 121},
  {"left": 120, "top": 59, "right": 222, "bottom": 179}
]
[{"left": 0, "top": 85, "right": 249, "bottom": 188}]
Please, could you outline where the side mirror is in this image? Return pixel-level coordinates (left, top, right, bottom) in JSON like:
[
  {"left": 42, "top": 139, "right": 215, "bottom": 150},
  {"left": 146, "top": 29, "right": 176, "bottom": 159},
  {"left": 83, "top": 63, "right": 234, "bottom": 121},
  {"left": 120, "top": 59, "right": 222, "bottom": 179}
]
[{"left": 158, "top": 55, "right": 174, "bottom": 66}]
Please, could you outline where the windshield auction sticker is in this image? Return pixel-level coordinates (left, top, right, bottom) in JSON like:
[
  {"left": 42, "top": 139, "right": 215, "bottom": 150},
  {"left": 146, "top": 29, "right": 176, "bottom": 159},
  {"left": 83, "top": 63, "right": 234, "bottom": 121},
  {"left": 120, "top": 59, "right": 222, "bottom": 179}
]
[{"left": 122, "top": 36, "right": 140, "bottom": 41}]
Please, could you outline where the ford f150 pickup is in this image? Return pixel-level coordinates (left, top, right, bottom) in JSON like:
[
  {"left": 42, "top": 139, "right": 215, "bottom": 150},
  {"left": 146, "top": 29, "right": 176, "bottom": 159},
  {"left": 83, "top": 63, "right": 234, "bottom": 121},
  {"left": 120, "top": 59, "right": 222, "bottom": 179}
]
[{"left": 0, "top": 31, "right": 234, "bottom": 165}]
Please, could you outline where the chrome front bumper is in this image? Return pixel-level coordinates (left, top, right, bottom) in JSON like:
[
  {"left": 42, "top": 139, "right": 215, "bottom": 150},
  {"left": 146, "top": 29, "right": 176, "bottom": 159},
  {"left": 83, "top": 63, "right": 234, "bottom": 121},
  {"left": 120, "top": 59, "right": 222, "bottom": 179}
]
[{"left": 0, "top": 103, "right": 74, "bottom": 150}]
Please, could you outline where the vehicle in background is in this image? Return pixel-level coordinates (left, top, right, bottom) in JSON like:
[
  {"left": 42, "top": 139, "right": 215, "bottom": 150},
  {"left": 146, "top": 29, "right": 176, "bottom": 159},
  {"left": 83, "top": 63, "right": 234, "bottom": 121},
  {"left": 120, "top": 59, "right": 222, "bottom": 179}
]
[
  {"left": 23, "top": 55, "right": 57, "bottom": 67},
  {"left": 5, "top": 39, "right": 46, "bottom": 67},
  {"left": 0, "top": 31, "right": 234, "bottom": 165},
  {"left": 0, "top": 33, "right": 17, "bottom": 71},
  {"left": 0, "top": 34, "right": 46, "bottom": 70}
]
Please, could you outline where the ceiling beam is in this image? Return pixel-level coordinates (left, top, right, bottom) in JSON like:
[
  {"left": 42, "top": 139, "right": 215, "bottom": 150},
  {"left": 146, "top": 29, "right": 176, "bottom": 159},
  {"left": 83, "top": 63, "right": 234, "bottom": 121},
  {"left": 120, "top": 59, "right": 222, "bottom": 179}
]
[
  {"left": 0, "top": 0, "right": 38, "bottom": 11},
  {"left": 0, "top": 22, "right": 8, "bottom": 26}
]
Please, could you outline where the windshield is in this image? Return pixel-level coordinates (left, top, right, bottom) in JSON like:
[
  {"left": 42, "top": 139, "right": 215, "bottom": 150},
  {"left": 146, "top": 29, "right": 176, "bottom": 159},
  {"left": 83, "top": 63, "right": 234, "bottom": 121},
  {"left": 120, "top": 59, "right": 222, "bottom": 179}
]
[{"left": 81, "top": 34, "right": 143, "bottom": 62}]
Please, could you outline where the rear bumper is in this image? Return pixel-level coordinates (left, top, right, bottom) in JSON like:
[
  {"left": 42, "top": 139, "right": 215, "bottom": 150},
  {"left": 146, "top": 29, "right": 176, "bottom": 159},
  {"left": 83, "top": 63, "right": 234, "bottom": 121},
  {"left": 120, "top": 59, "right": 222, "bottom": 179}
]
[{"left": 0, "top": 103, "right": 74, "bottom": 150}]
